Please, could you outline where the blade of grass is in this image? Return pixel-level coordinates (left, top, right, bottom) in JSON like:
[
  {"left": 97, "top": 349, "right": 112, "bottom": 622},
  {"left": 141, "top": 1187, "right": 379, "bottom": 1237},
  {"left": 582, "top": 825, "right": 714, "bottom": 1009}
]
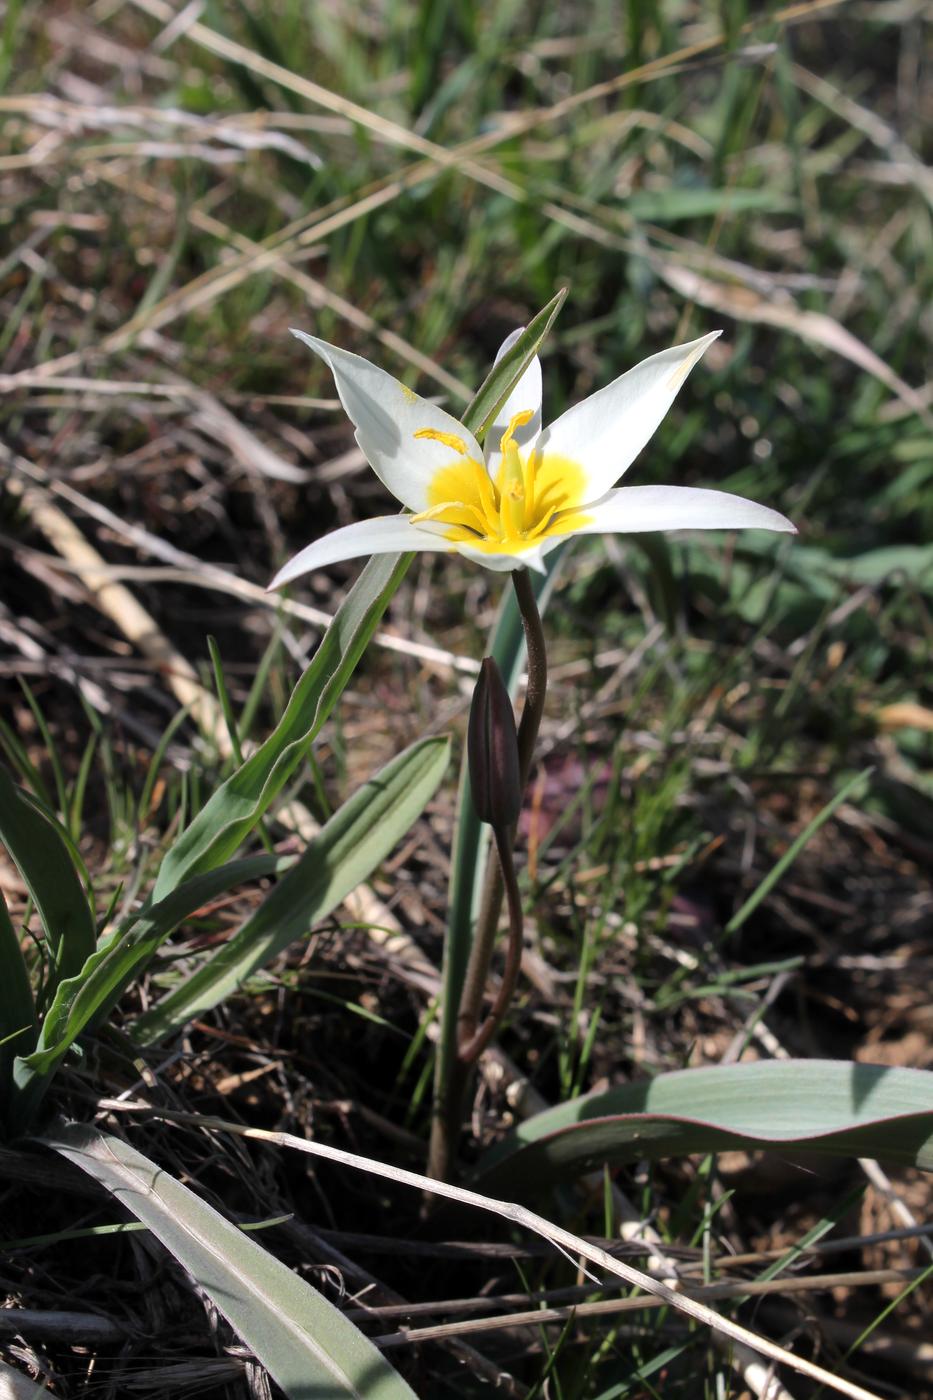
[{"left": 724, "top": 766, "right": 873, "bottom": 937}]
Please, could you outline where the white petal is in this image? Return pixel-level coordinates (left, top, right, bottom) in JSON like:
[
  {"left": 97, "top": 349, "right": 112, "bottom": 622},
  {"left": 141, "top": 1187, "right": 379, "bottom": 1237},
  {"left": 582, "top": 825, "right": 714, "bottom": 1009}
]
[
  {"left": 484, "top": 327, "right": 543, "bottom": 481},
  {"left": 455, "top": 540, "right": 549, "bottom": 574},
  {"left": 570, "top": 485, "right": 797, "bottom": 538},
  {"left": 537, "top": 331, "right": 721, "bottom": 501},
  {"left": 291, "top": 330, "right": 483, "bottom": 513},
  {"left": 268, "top": 515, "right": 456, "bottom": 590}
]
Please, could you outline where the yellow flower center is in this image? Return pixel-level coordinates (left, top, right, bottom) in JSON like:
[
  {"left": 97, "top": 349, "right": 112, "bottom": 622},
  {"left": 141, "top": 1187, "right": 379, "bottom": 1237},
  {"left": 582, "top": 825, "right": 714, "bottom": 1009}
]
[{"left": 409, "top": 412, "right": 592, "bottom": 554}]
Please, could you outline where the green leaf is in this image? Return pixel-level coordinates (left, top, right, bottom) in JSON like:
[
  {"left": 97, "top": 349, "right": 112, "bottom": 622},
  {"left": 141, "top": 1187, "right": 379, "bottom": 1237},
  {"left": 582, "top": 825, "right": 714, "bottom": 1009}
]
[
  {"left": 0, "top": 889, "right": 35, "bottom": 1115},
  {"left": 9, "top": 852, "right": 291, "bottom": 1130},
  {"left": 476, "top": 1060, "right": 933, "bottom": 1195},
  {"left": 133, "top": 735, "right": 450, "bottom": 1045},
  {"left": 153, "top": 554, "right": 413, "bottom": 899},
  {"left": 465, "top": 287, "right": 566, "bottom": 443},
  {"left": 0, "top": 763, "right": 95, "bottom": 985},
  {"left": 41, "top": 1123, "right": 417, "bottom": 1400}
]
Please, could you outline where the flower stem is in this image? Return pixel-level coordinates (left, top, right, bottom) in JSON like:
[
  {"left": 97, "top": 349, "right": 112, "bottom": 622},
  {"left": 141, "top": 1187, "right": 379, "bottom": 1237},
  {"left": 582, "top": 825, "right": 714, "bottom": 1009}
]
[
  {"left": 456, "top": 828, "right": 523, "bottom": 1066},
  {"left": 455, "top": 570, "right": 547, "bottom": 1049},
  {"left": 428, "top": 568, "right": 547, "bottom": 1181}
]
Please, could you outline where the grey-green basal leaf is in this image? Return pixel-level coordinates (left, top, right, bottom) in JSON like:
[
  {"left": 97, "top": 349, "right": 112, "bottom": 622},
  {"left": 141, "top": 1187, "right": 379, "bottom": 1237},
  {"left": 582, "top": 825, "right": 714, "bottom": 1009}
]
[
  {"left": 476, "top": 1060, "right": 933, "bottom": 1195},
  {"left": 42, "top": 1123, "right": 418, "bottom": 1400}
]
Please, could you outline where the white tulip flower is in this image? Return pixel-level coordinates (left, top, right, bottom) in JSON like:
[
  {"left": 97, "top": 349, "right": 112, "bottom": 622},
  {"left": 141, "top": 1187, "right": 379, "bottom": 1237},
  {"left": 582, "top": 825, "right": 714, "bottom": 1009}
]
[{"left": 269, "top": 327, "right": 794, "bottom": 590}]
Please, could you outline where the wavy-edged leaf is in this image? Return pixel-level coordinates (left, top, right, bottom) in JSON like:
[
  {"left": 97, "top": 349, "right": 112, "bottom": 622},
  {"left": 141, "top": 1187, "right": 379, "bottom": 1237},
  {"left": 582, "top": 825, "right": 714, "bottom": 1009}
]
[
  {"left": 0, "top": 764, "right": 95, "bottom": 984},
  {"left": 9, "top": 852, "right": 290, "bottom": 1130},
  {"left": 133, "top": 735, "right": 450, "bottom": 1045},
  {"left": 42, "top": 1123, "right": 417, "bottom": 1400},
  {"left": 476, "top": 1060, "right": 933, "bottom": 1194}
]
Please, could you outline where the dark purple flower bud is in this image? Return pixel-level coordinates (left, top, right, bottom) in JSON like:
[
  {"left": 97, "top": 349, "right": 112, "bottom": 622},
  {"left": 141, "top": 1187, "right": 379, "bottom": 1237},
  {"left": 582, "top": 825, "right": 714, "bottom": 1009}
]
[{"left": 468, "top": 656, "right": 522, "bottom": 829}]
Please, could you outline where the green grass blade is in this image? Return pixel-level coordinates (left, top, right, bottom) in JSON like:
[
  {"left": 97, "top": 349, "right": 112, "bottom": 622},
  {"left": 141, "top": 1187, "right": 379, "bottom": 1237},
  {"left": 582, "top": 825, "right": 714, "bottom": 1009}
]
[
  {"left": 67, "top": 730, "right": 98, "bottom": 846},
  {"left": 206, "top": 634, "right": 246, "bottom": 764},
  {"left": 8, "top": 852, "right": 291, "bottom": 1130},
  {"left": 476, "top": 1061, "right": 933, "bottom": 1194},
  {"left": 724, "top": 766, "right": 873, "bottom": 937},
  {"left": 133, "top": 735, "right": 450, "bottom": 1045},
  {"left": 0, "top": 716, "right": 51, "bottom": 809},
  {"left": 0, "top": 763, "right": 96, "bottom": 985},
  {"left": 41, "top": 1123, "right": 418, "bottom": 1400},
  {"left": 17, "top": 679, "right": 70, "bottom": 822},
  {"left": 136, "top": 702, "right": 191, "bottom": 831}
]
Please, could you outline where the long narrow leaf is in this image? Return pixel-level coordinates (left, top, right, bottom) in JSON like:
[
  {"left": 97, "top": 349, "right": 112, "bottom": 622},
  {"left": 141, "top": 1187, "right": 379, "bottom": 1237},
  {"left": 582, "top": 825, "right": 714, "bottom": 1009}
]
[
  {"left": 0, "top": 764, "right": 95, "bottom": 984},
  {"left": 42, "top": 1123, "right": 417, "bottom": 1400},
  {"left": 9, "top": 852, "right": 291, "bottom": 1130},
  {"left": 133, "top": 736, "right": 450, "bottom": 1045},
  {"left": 153, "top": 553, "right": 412, "bottom": 898},
  {"left": 476, "top": 1060, "right": 933, "bottom": 1194},
  {"left": 0, "top": 890, "right": 36, "bottom": 1116}
]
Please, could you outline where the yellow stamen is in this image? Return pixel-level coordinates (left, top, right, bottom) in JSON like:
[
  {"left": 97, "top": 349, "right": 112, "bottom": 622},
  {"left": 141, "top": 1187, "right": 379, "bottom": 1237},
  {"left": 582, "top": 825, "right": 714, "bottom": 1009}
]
[
  {"left": 498, "top": 409, "right": 534, "bottom": 454},
  {"left": 410, "top": 500, "right": 490, "bottom": 534},
  {"left": 414, "top": 427, "right": 469, "bottom": 456},
  {"left": 416, "top": 411, "right": 590, "bottom": 555}
]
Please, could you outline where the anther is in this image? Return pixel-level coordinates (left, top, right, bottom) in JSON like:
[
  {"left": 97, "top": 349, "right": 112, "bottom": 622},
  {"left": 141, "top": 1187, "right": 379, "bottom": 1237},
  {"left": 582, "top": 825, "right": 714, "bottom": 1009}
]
[
  {"left": 498, "top": 409, "right": 534, "bottom": 455},
  {"left": 414, "top": 427, "right": 469, "bottom": 456}
]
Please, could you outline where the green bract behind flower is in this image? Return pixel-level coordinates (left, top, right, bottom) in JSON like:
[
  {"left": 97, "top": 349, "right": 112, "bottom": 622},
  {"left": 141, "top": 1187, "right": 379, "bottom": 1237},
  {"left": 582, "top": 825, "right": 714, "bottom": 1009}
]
[{"left": 269, "top": 325, "right": 795, "bottom": 590}]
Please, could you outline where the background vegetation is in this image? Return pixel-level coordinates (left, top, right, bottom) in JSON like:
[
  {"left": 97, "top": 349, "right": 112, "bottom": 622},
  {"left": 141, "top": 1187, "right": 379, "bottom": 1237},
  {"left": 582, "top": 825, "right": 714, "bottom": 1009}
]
[{"left": 0, "top": 0, "right": 931, "bottom": 1396}]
